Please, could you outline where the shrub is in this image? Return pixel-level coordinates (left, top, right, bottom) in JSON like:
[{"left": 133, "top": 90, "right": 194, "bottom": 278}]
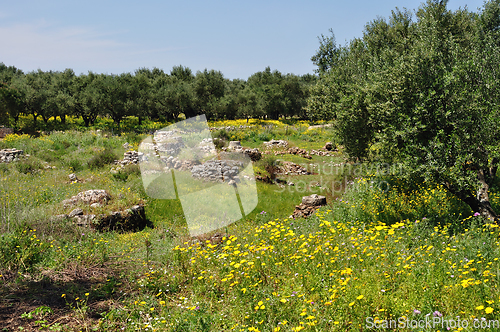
[
  {"left": 63, "top": 157, "right": 85, "bottom": 172},
  {"left": 0, "top": 163, "right": 9, "bottom": 174},
  {"left": 36, "top": 150, "right": 59, "bottom": 163},
  {"left": 213, "top": 138, "right": 226, "bottom": 150},
  {"left": 15, "top": 158, "right": 44, "bottom": 174},
  {"left": 87, "top": 149, "right": 118, "bottom": 169},
  {"left": 257, "top": 132, "right": 272, "bottom": 142},
  {"left": 0, "top": 226, "right": 50, "bottom": 272},
  {"left": 112, "top": 164, "right": 141, "bottom": 182},
  {"left": 212, "top": 128, "right": 230, "bottom": 141},
  {"left": 255, "top": 155, "right": 279, "bottom": 180}
]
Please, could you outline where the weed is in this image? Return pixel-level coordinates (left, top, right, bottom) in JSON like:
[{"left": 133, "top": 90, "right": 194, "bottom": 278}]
[
  {"left": 20, "top": 305, "right": 53, "bottom": 320},
  {"left": 112, "top": 164, "right": 140, "bottom": 182},
  {"left": 0, "top": 226, "right": 51, "bottom": 272},
  {"left": 0, "top": 163, "right": 9, "bottom": 174},
  {"left": 64, "top": 157, "right": 85, "bottom": 172},
  {"left": 87, "top": 149, "right": 118, "bottom": 169},
  {"left": 15, "top": 158, "right": 43, "bottom": 174}
]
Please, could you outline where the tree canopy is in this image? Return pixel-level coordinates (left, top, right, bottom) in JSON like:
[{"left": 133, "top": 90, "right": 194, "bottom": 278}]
[{"left": 308, "top": 0, "right": 500, "bottom": 221}]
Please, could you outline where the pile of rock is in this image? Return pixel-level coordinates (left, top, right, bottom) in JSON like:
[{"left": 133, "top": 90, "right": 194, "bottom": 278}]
[
  {"left": 140, "top": 132, "right": 186, "bottom": 156},
  {"left": 191, "top": 159, "right": 243, "bottom": 183},
  {"left": 155, "top": 137, "right": 185, "bottom": 156},
  {"left": 225, "top": 141, "right": 262, "bottom": 162},
  {"left": 264, "top": 139, "right": 289, "bottom": 149},
  {"left": 271, "top": 147, "right": 312, "bottom": 159},
  {"left": 227, "top": 141, "right": 242, "bottom": 150},
  {"left": 57, "top": 189, "right": 150, "bottom": 232},
  {"left": 0, "top": 148, "right": 24, "bottom": 163},
  {"left": 198, "top": 138, "right": 216, "bottom": 154},
  {"left": 276, "top": 161, "right": 311, "bottom": 175},
  {"left": 307, "top": 124, "right": 333, "bottom": 130},
  {"left": 162, "top": 156, "right": 198, "bottom": 171},
  {"left": 94, "top": 205, "right": 150, "bottom": 232},
  {"left": 292, "top": 194, "right": 327, "bottom": 219},
  {"left": 309, "top": 149, "right": 333, "bottom": 157},
  {"left": 68, "top": 173, "right": 81, "bottom": 183},
  {"left": 62, "top": 189, "right": 111, "bottom": 207},
  {"left": 55, "top": 205, "right": 149, "bottom": 232},
  {"left": 243, "top": 148, "right": 262, "bottom": 162},
  {"left": 209, "top": 125, "right": 254, "bottom": 131},
  {"left": 121, "top": 150, "right": 144, "bottom": 165}
]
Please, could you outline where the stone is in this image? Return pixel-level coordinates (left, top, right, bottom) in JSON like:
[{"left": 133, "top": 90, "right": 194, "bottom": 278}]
[
  {"left": 69, "top": 173, "right": 78, "bottom": 182},
  {"left": 90, "top": 203, "right": 101, "bottom": 208},
  {"left": 0, "top": 148, "right": 24, "bottom": 163},
  {"left": 68, "top": 208, "right": 84, "bottom": 218},
  {"left": 73, "top": 214, "right": 96, "bottom": 227},
  {"left": 62, "top": 189, "right": 111, "bottom": 207},
  {"left": 92, "top": 205, "right": 151, "bottom": 232},
  {"left": 292, "top": 194, "right": 327, "bottom": 219},
  {"left": 190, "top": 159, "right": 244, "bottom": 183},
  {"left": 228, "top": 141, "right": 242, "bottom": 150},
  {"left": 49, "top": 214, "right": 69, "bottom": 222},
  {"left": 119, "top": 150, "right": 144, "bottom": 165},
  {"left": 275, "top": 161, "right": 311, "bottom": 176},
  {"left": 324, "top": 142, "right": 333, "bottom": 151},
  {"left": 302, "top": 194, "right": 327, "bottom": 207},
  {"left": 263, "top": 139, "right": 288, "bottom": 148},
  {"left": 243, "top": 148, "right": 262, "bottom": 161}
]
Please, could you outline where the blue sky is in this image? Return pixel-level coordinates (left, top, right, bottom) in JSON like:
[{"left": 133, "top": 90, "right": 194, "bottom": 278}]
[{"left": 0, "top": 0, "right": 486, "bottom": 80}]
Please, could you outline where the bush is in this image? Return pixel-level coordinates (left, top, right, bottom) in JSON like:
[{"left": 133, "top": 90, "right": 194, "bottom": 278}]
[
  {"left": 15, "top": 158, "right": 44, "bottom": 174},
  {"left": 212, "top": 128, "right": 231, "bottom": 141},
  {"left": 0, "top": 226, "right": 50, "bottom": 272},
  {"left": 213, "top": 138, "right": 226, "bottom": 150},
  {"left": 257, "top": 132, "right": 272, "bottom": 142},
  {"left": 112, "top": 164, "right": 141, "bottom": 182},
  {"left": 0, "top": 163, "right": 9, "bottom": 174},
  {"left": 64, "top": 158, "right": 85, "bottom": 172},
  {"left": 87, "top": 149, "right": 118, "bottom": 169},
  {"left": 36, "top": 150, "right": 59, "bottom": 163},
  {"left": 331, "top": 174, "right": 473, "bottom": 233},
  {"left": 255, "top": 155, "right": 279, "bottom": 180}
]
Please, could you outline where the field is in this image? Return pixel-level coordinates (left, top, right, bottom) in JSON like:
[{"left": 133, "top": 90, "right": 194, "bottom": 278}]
[{"left": 1, "top": 118, "right": 500, "bottom": 331}]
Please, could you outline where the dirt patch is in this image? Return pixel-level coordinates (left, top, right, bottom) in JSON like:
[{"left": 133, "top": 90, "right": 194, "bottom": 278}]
[{"left": 0, "top": 261, "right": 130, "bottom": 331}]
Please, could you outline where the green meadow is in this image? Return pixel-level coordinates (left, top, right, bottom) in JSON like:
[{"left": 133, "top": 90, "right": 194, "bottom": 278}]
[{"left": 0, "top": 118, "right": 499, "bottom": 331}]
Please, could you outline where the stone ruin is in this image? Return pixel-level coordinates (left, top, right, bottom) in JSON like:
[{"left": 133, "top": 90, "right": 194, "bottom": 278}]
[
  {"left": 263, "top": 139, "right": 289, "bottom": 149},
  {"left": 263, "top": 141, "right": 336, "bottom": 158},
  {"left": 121, "top": 150, "right": 144, "bottom": 165},
  {"left": 271, "top": 146, "right": 312, "bottom": 159},
  {"left": 226, "top": 141, "right": 262, "bottom": 162},
  {"left": 191, "top": 159, "right": 244, "bottom": 184},
  {"left": 56, "top": 189, "right": 150, "bottom": 232},
  {"left": 209, "top": 125, "right": 254, "bottom": 131},
  {"left": 275, "top": 161, "right": 311, "bottom": 176},
  {"left": 292, "top": 194, "right": 327, "bottom": 219},
  {"left": 0, "top": 148, "right": 24, "bottom": 163},
  {"left": 62, "top": 189, "right": 111, "bottom": 207}
]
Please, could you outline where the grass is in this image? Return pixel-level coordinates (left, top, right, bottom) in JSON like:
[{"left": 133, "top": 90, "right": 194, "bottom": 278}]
[{"left": 1, "top": 119, "right": 500, "bottom": 331}]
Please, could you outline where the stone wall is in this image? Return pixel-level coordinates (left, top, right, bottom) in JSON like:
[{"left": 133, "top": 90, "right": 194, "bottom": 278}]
[
  {"left": 190, "top": 159, "right": 243, "bottom": 183},
  {"left": 0, "top": 149, "right": 24, "bottom": 163}
]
